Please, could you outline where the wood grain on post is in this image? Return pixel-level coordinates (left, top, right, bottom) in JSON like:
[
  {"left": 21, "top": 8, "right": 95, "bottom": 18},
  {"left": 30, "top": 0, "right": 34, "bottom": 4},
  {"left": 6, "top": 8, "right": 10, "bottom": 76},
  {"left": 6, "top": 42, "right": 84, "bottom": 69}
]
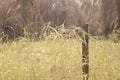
[{"left": 82, "top": 24, "right": 89, "bottom": 80}]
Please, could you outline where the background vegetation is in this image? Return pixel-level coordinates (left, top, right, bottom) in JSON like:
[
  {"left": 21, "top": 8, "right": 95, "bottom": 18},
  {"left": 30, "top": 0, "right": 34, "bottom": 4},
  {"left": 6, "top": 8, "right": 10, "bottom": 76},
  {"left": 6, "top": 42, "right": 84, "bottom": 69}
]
[
  {"left": 0, "top": 0, "right": 120, "bottom": 41},
  {"left": 0, "top": 0, "right": 120, "bottom": 80}
]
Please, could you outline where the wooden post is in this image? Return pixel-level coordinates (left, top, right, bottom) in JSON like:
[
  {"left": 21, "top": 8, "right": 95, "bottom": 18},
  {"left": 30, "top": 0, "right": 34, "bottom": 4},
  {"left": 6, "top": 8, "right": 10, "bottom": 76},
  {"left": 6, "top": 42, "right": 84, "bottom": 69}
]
[{"left": 82, "top": 24, "right": 89, "bottom": 80}]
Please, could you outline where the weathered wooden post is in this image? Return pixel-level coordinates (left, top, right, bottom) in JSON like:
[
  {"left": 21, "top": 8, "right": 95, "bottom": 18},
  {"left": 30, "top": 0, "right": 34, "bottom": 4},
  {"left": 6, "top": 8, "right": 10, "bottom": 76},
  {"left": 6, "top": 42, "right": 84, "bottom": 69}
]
[{"left": 82, "top": 24, "right": 89, "bottom": 80}]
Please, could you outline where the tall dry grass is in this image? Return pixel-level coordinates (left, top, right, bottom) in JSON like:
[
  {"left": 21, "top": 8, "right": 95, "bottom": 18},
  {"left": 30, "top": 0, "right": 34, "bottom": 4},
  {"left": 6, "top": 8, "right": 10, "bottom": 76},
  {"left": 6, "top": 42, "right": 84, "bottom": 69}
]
[{"left": 0, "top": 36, "right": 120, "bottom": 80}]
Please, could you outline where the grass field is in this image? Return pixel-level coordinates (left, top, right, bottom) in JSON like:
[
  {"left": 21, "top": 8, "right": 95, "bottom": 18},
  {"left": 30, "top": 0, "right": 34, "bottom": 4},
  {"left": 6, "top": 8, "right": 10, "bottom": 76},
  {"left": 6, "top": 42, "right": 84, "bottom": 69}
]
[{"left": 0, "top": 38, "right": 120, "bottom": 80}]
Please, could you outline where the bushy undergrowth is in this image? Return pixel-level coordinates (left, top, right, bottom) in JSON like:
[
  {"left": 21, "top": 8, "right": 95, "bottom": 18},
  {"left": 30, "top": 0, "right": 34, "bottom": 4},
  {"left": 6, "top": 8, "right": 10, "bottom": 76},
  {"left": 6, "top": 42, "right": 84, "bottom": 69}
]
[
  {"left": 0, "top": 37, "right": 120, "bottom": 80},
  {"left": 110, "top": 28, "right": 120, "bottom": 43}
]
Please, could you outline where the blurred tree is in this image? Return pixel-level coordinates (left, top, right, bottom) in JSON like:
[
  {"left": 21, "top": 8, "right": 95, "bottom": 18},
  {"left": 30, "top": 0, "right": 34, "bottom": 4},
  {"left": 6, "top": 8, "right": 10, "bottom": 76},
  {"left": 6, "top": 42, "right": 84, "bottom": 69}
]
[
  {"left": 116, "top": 0, "right": 120, "bottom": 29},
  {"left": 20, "top": 0, "right": 35, "bottom": 27},
  {"left": 101, "top": 0, "right": 117, "bottom": 38},
  {"left": 20, "top": 0, "right": 42, "bottom": 39},
  {"left": 0, "top": 0, "right": 24, "bottom": 41}
]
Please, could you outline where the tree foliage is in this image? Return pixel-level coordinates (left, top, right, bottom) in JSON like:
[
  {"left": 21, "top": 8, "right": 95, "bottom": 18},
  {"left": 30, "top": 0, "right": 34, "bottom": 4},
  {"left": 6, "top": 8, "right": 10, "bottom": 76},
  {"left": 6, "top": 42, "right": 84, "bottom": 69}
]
[{"left": 0, "top": 0, "right": 120, "bottom": 41}]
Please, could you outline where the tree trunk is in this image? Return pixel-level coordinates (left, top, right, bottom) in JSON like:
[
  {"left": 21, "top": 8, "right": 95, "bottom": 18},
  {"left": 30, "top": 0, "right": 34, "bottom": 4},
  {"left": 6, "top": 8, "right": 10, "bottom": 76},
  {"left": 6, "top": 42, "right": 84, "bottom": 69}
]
[
  {"left": 116, "top": 0, "right": 120, "bottom": 29},
  {"left": 101, "top": 0, "right": 117, "bottom": 37}
]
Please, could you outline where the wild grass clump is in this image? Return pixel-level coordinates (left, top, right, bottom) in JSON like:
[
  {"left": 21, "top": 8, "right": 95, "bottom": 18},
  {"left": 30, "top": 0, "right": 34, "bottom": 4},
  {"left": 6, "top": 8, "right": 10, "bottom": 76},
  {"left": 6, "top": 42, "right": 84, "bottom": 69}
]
[{"left": 16, "top": 22, "right": 85, "bottom": 42}]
